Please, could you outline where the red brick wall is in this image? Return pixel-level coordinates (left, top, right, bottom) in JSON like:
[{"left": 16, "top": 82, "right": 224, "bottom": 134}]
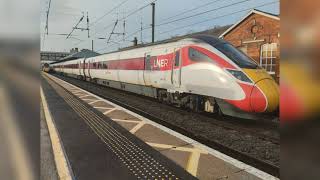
[{"left": 223, "top": 13, "right": 280, "bottom": 82}]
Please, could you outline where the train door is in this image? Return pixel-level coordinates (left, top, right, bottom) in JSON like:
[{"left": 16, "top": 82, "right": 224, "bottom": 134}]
[
  {"left": 171, "top": 49, "right": 181, "bottom": 88},
  {"left": 83, "top": 58, "right": 87, "bottom": 79},
  {"left": 143, "top": 52, "right": 152, "bottom": 86},
  {"left": 88, "top": 59, "right": 92, "bottom": 79},
  {"left": 78, "top": 60, "right": 81, "bottom": 75}
]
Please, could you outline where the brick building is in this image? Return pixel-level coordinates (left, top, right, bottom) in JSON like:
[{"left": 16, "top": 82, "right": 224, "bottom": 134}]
[{"left": 219, "top": 9, "right": 280, "bottom": 82}]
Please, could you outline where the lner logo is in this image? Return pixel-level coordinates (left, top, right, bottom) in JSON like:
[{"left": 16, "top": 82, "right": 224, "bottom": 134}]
[{"left": 153, "top": 58, "right": 169, "bottom": 68}]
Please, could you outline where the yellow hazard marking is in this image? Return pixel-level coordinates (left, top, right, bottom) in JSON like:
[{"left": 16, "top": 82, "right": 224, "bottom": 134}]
[
  {"left": 186, "top": 151, "right": 201, "bottom": 176},
  {"left": 82, "top": 98, "right": 97, "bottom": 101},
  {"left": 103, "top": 108, "right": 117, "bottom": 115},
  {"left": 79, "top": 95, "right": 91, "bottom": 98},
  {"left": 88, "top": 100, "right": 102, "bottom": 105},
  {"left": 146, "top": 142, "right": 207, "bottom": 154},
  {"left": 243, "top": 68, "right": 273, "bottom": 83},
  {"left": 41, "top": 87, "right": 73, "bottom": 180},
  {"left": 147, "top": 142, "right": 207, "bottom": 177},
  {"left": 94, "top": 106, "right": 114, "bottom": 110},
  {"left": 112, "top": 119, "right": 142, "bottom": 123},
  {"left": 130, "top": 121, "right": 147, "bottom": 134},
  {"left": 243, "top": 68, "right": 279, "bottom": 112},
  {"left": 71, "top": 90, "right": 83, "bottom": 93}
]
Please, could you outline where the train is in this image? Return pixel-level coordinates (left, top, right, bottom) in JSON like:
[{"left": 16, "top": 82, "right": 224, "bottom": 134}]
[
  {"left": 42, "top": 63, "right": 53, "bottom": 73},
  {"left": 51, "top": 35, "right": 279, "bottom": 119}
]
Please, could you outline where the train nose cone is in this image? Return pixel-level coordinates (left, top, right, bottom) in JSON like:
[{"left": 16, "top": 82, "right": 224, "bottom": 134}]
[{"left": 250, "top": 79, "right": 279, "bottom": 112}]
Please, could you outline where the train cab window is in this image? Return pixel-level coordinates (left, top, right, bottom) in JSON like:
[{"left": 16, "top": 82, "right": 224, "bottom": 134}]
[
  {"left": 192, "top": 35, "right": 258, "bottom": 68},
  {"left": 174, "top": 51, "right": 180, "bottom": 66},
  {"left": 214, "top": 43, "right": 259, "bottom": 69},
  {"left": 188, "top": 47, "right": 212, "bottom": 62}
]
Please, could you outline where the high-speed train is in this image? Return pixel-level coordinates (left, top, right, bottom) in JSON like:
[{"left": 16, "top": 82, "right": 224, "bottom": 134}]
[
  {"left": 51, "top": 35, "right": 279, "bottom": 118},
  {"left": 42, "top": 63, "right": 52, "bottom": 73}
]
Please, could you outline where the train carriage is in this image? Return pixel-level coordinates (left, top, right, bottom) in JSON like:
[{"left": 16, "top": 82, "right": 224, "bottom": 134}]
[{"left": 52, "top": 35, "right": 279, "bottom": 119}]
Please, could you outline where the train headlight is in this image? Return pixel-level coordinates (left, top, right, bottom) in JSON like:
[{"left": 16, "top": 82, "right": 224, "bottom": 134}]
[{"left": 226, "top": 69, "right": 252, "bottom": 83}]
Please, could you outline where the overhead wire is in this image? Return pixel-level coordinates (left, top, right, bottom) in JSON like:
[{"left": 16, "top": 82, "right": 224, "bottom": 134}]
[
  {"left": 90, "top": 0, "right": 130, "bottom": 26},
  {"left": 158, "top": 0, "right": 226, "bottom": 23},
  {"left": 93, "top": 0, "right": 158, "bottom": 37},
  {"left": 156, "top": 0, "right": 252, "bottom": 27},
  {"left": 82, "top": 0, "right": 159, "bottom": 50},
  {"left": 101, "top": 0, "right": 278, "bottom": 53},
  {"left": 122, "top": 0, "right": 255, "bottom": 41},
  {"left": 157, "top": 1, "right": 279, "bottom": 36}
]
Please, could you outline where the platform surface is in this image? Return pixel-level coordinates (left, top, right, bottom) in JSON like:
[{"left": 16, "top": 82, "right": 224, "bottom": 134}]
[
  {"left": 41, "top": 74, "right": 196, "bottom": 180},
  {"left": 41, "top": 73, "right": 277, "bottom": 180}
]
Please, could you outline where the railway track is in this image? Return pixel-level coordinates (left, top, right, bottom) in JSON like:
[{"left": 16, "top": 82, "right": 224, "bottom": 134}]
[{"left": 52, "top": 73, "right": 280, "bottom": 177}]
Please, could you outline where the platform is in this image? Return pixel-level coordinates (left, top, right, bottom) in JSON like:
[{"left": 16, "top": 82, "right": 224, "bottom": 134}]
[
  {"left": 41, "top": 74, "right": 196, "bottom": 180},
  {"left": 41, "top": 73, "right": 277, "bottom": 180}
]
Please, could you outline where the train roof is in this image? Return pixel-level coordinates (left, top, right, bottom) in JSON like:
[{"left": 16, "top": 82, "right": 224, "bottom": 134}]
[
  {"left": 50, "top": 49, "right": 100, "bottom": 65},
  {"left": 191, "top": 35, "right": 229, "bottom": 46},
  {"left": 51, "top": 35, "right": 228, "bottom": 65},
  {"left": 102, "top": 34, "right": 227, "bottom": 54},
  {"left": 107, "top": 25, "right": 230, "bottom": 53}
]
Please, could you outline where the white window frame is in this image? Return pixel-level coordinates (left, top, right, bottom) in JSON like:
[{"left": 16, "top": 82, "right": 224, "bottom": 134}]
[{"left": 260, "top": 43, "right": 277, "bottom": 75}]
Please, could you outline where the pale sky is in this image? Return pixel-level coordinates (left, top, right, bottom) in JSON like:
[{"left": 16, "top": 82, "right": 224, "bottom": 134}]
[{"left": 40, "top": 0, "right": 279, "bottom": 54}]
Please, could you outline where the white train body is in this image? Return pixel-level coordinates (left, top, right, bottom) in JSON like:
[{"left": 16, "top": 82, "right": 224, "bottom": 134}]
[{"left": 52, "top": 35, "right": 279, "bottom": 116}]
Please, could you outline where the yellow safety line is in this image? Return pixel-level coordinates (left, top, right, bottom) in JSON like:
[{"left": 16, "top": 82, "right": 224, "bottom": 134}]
[
  {"left": 88, "top": 100, "right": 102, "bottom": 105},
  {"left": 146, "top": 142, "right": 207, "bottom": 154},
  {"left": 103, "top": 108, "right": 117, "bottom": 115},
  {"left": 41, "top": 87, "right": 73, "bottom": 180},
  {"left": 93, "top": 106, "right": 114, "bottom": 110},
  {"left": 147, "top": 142, "right": 205, "bottom": 176},
  {"left": 74, "top": 93, "right": 86, "bottom": 96},
  {"left": 79, "top": 95, "right": 91, "bottom": 98},
  {"left": 129, "top": 121, "right": 146, "bottom": 134},
  {"left": 186, "top": 151, "right": 201, "bottom": 177},
  {"left": 112, "top": 119, "right": 141, "bottom": 123},
  {"left": 82, "top": 98, "right": 98, "bottom": 101},
  {"left": 71, "top": 90, "right": 83, "bottom": 93}
]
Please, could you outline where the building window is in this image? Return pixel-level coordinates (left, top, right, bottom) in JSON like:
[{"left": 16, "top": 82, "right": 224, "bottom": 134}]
[{"left": 260, "top": 43, "right": 277, "bottom": 74}]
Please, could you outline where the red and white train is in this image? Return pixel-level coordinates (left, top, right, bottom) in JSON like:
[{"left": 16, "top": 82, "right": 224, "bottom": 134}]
[{"left": 52, "top": 35, "right": 279, "bottom": 118}]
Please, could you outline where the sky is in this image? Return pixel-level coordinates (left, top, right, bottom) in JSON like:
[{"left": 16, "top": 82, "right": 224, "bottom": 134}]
[
  {"left": 40, "top": 0, "right": 279, "bottom": 54},
  {"left": 1, "top": 0, "right": 39, "bottom": 39}
]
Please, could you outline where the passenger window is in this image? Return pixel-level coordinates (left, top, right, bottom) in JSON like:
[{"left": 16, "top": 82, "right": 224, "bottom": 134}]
[
  {"left": 188, "top": 47, "right": 212, "bottom": 62},
  {"left": 175, "top": 51, "right": 180, "bottom": 66},
  {"left": 102, "top": 62, "right": 108, "bottom": 69},
  {"left": 145, "top": 55, "right": 151, "bottom": 70}
]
